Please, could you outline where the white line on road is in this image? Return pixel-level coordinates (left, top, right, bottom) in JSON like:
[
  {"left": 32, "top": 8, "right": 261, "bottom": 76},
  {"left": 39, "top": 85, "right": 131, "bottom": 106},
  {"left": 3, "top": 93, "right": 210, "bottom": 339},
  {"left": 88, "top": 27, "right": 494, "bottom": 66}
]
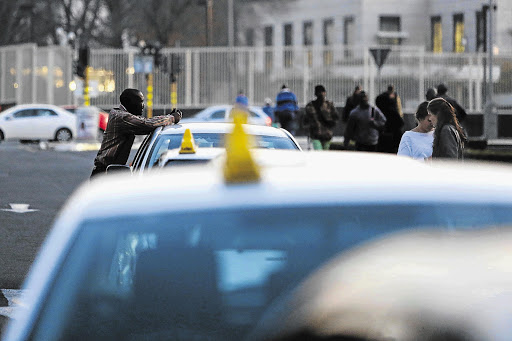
[{"left": 1, "top": 204, "right": 39, "bottom": 213}]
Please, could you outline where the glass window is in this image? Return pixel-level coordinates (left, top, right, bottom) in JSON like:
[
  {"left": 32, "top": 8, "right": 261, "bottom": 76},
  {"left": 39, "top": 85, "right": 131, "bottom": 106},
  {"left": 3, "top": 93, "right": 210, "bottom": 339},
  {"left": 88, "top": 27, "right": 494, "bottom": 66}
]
[
  {"left": 245, "top": 28, "right": 254, "bottom": 47},
  {"left": 209, "top": 110, "right": 226, "bottom": 120},
  {"left": 264, "top": 26, "right": 273, "bottom": 70},
  {"left": 283, "top": 23, "right": 293, "bottom": 68},
  {"left": 303, "top": 21, "right": 313, "bottom": 67},
  {"left": 13, "top": 109, "right": 36, "bottom": 118},
  {"left": 344, "top": 16, "right": 355, "bottom": 58},
  {"left": 431, "top": 16, "right": 442, "bottom": 53},
  {"left": 476, "top": 10, "right": 486, "bottom": 52},
  {"left": 131, "top": 132, "right": 154, "bottom": 169},
  {"left": 36, "top": 109, "right": 57, "bottom": 117},
  {"left": 379, "top": 16, "right": 401, "bottom": 45},
  {"left": 453, "top": 14, "right": 465, "bottom": 53},
  {"left": 323, "top": 19, "right": 334, "bottom": 65},
  {"left": 31, "top": 203, "right": 512, "bottom": 340}
]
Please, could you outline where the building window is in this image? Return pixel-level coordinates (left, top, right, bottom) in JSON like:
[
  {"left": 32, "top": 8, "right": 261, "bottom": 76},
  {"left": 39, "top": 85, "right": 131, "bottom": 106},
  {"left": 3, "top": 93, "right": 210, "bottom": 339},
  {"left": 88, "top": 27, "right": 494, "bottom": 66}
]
[
  {"left": 303, "top": 21, "right": 313, "bottom": 66},
  {"left": 284, "top": 23, "right": 293, "bottom": 67},
  {"left": 453, "top": 14, "right": 465, "bottom": 53},
  {"left": 343, "top": 16, "right": 355, "bottom": 57},
  {"left": 431, "top": 16, "right": 442, "bottom": 53},
  {"left": 323, "top": 18, "right": 334, "bottom": 65},
  {"left": 476, "top": 11, "right": 486, "bottom": 52},
  {"left": 245, "top": 29, "right": 254, "bottom": 47},
  {"left": 379, "top": 16, "right": 401, "bottom": 45},
  {"left": 264, "top": 26, "right": 273, "bottom": 70}
]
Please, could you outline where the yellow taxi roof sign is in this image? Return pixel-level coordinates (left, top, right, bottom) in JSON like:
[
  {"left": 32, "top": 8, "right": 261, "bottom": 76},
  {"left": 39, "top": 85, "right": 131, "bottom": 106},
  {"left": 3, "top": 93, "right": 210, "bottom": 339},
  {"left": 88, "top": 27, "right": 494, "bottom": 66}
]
[
  {"left": 179, "top": 128, "right": 197, "bottom": 154},
  {"left": 223, "top": 112, "right": 261, "bottom": 184}
]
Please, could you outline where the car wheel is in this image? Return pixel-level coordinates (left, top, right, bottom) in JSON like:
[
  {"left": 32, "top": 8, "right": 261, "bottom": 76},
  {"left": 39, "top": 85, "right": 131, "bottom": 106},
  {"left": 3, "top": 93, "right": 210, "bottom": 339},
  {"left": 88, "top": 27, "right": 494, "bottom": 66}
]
[{"left": 55, "top": 128, "right": 72, "bottom": 142}]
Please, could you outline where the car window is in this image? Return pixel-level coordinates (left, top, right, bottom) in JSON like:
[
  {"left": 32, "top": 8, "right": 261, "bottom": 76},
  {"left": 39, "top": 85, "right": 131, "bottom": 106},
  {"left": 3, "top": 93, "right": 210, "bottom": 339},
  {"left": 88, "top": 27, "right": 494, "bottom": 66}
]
[
  {"left": 208, "top": 110, "right": 226, "bottom": 120},
  {"left": 249, "top": 110, "right": 260, "bottom": 118},
  {"left": 31, "top": 203, "right": 512, "bottom": 341},
  {"left": 36, "top": 109, "right": 58, "bottom": 117},
  {"left": 13, "top": 109, "right": 36, "bottom": 118},
  {"left": 146, "top": 133, "right": 298, "bottom": 167}
]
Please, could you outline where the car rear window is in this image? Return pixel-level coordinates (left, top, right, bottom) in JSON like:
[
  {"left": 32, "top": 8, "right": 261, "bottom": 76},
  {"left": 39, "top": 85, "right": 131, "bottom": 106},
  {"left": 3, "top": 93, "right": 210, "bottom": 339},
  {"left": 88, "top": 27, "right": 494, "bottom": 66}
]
[
  {"left": 146, "top": 132, "right": 298, "bottom": 167},
  {"left": 32, "top": 203, "right": 512, "bottom": 340}
]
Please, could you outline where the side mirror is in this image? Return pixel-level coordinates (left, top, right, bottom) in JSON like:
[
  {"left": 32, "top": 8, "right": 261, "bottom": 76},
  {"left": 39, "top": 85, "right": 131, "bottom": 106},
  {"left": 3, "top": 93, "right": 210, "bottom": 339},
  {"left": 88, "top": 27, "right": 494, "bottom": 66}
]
[
  {"left": 106, "top": 164, "right": 131, "bottom": 174},
  {"left": 5, "top": 116, "right": 11, "bottom": 121}
]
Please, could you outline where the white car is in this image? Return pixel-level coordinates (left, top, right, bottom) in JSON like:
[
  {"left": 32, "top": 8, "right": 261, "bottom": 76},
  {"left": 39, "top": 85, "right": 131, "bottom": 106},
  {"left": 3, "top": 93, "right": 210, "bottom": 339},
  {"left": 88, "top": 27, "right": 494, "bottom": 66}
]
[
  {"left": 180, "top": 105, "right": 272, "bottom": 126},
  {"left": 122, "top": 122, "right": 301, "bottom": 175},
  {"left": 5, "top": 130, "right": 512, "bottom": 340},
  {"left": 0, "top": 104, "right": 77, "bottom": 143}
]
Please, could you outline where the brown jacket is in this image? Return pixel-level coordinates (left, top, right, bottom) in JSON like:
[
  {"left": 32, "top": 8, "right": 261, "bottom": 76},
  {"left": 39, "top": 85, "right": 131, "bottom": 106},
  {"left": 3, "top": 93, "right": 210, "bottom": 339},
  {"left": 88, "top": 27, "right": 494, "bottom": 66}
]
[
  {"left": 93, "top": 106, "right": 174, "bottom": 170},
  {"left": 304, "top": 99, "right": 339, "bottom": 141}
]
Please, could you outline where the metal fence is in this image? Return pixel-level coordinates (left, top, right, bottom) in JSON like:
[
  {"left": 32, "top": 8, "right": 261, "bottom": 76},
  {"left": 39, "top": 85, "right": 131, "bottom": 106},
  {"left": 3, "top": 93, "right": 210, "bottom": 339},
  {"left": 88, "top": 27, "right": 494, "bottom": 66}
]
[{"left": 1, "top": 43, "right": 511, "bottom": 114}]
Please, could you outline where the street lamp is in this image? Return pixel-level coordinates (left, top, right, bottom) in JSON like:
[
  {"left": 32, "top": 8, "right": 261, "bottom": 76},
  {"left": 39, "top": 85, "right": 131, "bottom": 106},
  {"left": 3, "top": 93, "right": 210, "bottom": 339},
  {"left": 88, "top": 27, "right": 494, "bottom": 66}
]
[{"left": 483, "top": 0, "right": 498, "bottom": 140}]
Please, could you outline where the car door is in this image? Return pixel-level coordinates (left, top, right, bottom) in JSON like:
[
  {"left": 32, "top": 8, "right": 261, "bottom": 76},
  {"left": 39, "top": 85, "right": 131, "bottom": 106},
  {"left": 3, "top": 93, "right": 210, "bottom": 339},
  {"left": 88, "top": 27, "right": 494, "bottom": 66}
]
[
  {"left": 7, "top": 109, "right": 37, "bottom": 139},
  {"left": 34, "top": 109, "right": 61, "bottom": 139}
]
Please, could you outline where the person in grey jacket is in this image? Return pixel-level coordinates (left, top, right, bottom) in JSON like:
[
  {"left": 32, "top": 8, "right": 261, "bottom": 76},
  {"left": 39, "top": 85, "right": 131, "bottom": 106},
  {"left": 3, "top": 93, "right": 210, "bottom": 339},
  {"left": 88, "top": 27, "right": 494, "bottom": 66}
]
[
  {"left": 427, "top": 97, "right": 467, "bottom": 160},
  {"left": 344, "top": 91, "right": 386, "bottom": 152}
]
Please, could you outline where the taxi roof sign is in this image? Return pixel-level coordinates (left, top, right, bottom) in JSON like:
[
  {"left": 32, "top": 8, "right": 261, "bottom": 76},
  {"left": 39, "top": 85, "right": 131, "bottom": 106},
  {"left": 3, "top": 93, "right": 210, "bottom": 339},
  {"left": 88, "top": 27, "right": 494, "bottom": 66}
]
[
  {"left": 179, "top": 128, "right": 197, "bottom": 154},
  {"left": 223, "top": 113, "right": 261, "bottom": 184}
]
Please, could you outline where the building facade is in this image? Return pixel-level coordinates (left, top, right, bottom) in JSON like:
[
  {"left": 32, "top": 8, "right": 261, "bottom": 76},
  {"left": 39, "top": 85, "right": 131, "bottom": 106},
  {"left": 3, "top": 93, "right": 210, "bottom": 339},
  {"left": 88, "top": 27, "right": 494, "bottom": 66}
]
[{"left": 238, "top": 0, "right": 511, "bottom": 54}]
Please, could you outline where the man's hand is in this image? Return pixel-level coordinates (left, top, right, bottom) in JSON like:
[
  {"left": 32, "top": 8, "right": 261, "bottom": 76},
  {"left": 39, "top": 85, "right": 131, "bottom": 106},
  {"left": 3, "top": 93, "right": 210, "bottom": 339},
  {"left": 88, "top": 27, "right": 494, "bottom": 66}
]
[{"left": 170, "top": 108, "right": 182, "bottom": 124}]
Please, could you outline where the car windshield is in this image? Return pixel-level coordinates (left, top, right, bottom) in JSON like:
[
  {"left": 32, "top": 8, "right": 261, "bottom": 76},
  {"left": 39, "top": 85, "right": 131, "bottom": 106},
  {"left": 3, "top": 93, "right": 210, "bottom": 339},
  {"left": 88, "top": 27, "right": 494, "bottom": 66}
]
[
  {"left": 147, "top": 132, "right": 298, "bottom": 167},
  {"left": 31, "top": 203, "right": 512, "bottom": 340}
]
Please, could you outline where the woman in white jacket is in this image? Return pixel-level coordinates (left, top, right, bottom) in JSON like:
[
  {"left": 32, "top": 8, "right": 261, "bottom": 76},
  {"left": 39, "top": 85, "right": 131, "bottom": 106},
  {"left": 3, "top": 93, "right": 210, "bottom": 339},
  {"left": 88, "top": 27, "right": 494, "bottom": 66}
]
[{"left": 397, "top": 101, "right": 434, "bottom": 161}]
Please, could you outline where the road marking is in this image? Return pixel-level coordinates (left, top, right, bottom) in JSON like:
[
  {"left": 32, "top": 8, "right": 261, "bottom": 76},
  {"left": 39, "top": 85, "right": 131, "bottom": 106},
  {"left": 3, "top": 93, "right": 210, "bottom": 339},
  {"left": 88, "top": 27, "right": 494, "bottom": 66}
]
[{"left": 1, "top": 204, "right": 39, "bottom": 213}]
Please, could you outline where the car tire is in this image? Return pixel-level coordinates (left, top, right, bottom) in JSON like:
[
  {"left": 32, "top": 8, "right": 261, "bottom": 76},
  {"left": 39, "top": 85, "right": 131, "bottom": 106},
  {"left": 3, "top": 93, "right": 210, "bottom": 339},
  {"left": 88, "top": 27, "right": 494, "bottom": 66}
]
[
  {"left": 55, "top": 128, "right": 72, "bottom": 142},
  {"left": 0, "top": 130, "right": 3, "bottom": 143}
]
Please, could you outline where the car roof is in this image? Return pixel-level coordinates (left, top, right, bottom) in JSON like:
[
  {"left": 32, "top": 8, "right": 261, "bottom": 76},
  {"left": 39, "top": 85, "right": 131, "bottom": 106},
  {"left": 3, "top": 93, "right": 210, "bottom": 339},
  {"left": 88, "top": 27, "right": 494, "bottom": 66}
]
[
  {"left": 160, "top": 122, "right": 288, "bottom": 137},
  {"left": 0, "top": 103, "right": 70, "bottom": 115},
  {"left": 59, "top": 152, "right": 512, "bottom": 226}
]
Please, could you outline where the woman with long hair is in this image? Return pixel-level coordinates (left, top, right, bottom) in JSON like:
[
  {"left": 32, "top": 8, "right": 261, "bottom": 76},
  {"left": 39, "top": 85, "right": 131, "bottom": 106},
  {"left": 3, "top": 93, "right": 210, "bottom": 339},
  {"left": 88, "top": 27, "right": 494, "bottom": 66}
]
[
  {"left": 427, "top": 97, "right": 467, "bottom": 160},
  {"left": 397, "top": 101, "right": 434, "bottom": 161}
]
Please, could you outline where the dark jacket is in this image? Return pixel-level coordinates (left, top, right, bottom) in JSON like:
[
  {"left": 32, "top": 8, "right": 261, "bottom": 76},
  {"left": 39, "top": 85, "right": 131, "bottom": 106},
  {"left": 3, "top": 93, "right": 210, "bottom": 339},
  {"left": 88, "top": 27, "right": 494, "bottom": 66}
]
[
  {"left": 304, "top": 99, "right": 339, "bottom": 141},
  {"left": 342, "top": 94, "right": 360, "bottom": 122},
  {"left": 93, "top": 106, "right": 174, "bottom": 171},
  {"left": 433, "top": 124, "right": 464, "bottom": 159},
  {"left": 440, "top": 95, "right": 467, "bottom": 123},
  {"left": 344, "top": 105, "right": 386, "bottom": 147}
]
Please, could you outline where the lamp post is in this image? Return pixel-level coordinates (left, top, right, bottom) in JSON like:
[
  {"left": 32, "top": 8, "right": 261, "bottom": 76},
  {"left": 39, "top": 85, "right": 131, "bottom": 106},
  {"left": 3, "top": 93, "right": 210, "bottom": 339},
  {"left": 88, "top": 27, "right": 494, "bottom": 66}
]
[
  {"left": 206, "top": 0, "right": 214, "bottom": 46},
  {"left": 484, "top": 0, "right": 497, "bottom": 141}
]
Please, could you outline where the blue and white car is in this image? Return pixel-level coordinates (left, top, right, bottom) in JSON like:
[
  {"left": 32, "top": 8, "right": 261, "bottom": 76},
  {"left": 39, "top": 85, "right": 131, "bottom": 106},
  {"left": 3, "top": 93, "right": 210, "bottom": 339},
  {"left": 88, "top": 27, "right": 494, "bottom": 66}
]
[
  {"left": 124, "top": 122, "right": 301, "bottom": 175},
  {"left": 5, "top": 135, "right": 512, "bottom": 340}
]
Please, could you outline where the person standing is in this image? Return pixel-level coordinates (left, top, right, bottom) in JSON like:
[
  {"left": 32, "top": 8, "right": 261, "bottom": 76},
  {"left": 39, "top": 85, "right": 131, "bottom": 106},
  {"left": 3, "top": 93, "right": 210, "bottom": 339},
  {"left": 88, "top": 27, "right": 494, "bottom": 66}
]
[
  {"left": 304, "top": 85, "right": 339, "bottom": 150},
  {"left": 342, "top": 85, "right": 362, "bottom": 123},
  {"left": 275, "top": 84, "right": 299, "bottom": 134},
  {"left": 436, "top": 83, "right": 467, "bottom": 123},
  {"left": 344, "top": 90, "right": 386, "bottom": 152},
  {"left": 427, "top": 97, "right": 467, "bottom": 160},
  {"left": 397, "top": 101, "right": 434, "bottom": 161},
  {"left": 262, "top": 98, "right": 275, "bottom": 125},
  {"left": 375, "top": 85, "right": 404, "bottom": 153},
  {"left": 426, "top": 87, "right": 437, "bottom": 101},
  {"left": 90, "top": 88, "right": 182, "bottom": 178}
]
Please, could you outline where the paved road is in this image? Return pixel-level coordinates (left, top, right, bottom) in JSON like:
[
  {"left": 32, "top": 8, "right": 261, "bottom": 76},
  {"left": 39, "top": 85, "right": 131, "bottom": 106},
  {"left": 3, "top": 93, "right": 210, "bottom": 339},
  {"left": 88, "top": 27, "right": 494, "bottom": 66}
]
[{"left": 0, "top": 141, "right": 98, "bottom": 289}]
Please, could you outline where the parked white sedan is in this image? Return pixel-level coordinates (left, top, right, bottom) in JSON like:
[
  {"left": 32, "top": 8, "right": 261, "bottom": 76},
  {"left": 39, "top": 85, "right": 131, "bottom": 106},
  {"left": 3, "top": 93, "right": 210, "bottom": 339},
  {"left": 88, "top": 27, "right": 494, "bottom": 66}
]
[
  {"left": 0, "top": 104, "right": 77, "bottom": 143},
  {"left": 180, "top": 105, "right": 272, "bottom": 126}
]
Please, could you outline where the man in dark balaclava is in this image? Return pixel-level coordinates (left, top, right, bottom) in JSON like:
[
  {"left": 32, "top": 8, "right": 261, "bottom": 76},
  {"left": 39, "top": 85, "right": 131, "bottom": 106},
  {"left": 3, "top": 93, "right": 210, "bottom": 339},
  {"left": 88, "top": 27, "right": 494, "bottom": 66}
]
[
  {"left": 303, "top": 85, "right": 339, "bottom": 150},
  {"left": 90, "top": 88, "right": 182, "bottom": 178}
]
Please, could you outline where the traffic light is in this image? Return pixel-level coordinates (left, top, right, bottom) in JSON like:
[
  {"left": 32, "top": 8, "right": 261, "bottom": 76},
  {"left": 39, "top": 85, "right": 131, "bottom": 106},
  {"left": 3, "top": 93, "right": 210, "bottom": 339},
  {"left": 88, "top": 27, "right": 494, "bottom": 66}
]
[
  {"left": 75, "top": 47, "right": 89, "bottom": 78},
  {"left": 171, "top": 54, "right": 182, "bottom": 75}
]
